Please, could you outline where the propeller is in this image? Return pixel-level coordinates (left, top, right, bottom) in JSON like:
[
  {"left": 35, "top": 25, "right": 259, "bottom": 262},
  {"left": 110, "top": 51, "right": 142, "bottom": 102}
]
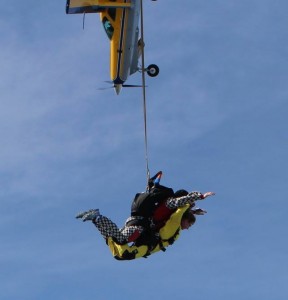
[
  {"left": 123, "top": 84, "right": 146, "bottom": 88},
  {"left": 97, "top": 82, "right": 146, "bottom": 91},
  {"left": 97, "top": 86, "right": 114, "bottom": 91}
]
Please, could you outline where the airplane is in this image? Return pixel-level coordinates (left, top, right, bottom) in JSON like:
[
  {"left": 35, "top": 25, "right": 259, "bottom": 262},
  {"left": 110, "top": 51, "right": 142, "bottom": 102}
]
[{"left": 66, "top": 0, "right": 159, "bottom": 94}]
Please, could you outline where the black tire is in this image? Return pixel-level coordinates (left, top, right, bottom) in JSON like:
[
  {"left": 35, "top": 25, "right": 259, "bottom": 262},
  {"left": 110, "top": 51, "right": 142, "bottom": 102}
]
[{"left": 147, "top": 64, "right": 159, "bottom": 77}]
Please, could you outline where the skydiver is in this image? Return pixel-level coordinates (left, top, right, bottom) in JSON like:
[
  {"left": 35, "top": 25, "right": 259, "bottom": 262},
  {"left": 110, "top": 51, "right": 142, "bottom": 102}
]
[
  {"left": 75, "top": 173, "right": 215, "bottom": 260},
  {"left": 76, "top": 188, "right": 212, "bottom": 247},
  {"left": 76, "top": 200, "right": 208, "bottom": 260}
]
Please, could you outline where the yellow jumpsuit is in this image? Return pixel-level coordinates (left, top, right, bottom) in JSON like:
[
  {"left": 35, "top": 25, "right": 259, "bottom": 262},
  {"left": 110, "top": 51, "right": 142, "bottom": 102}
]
[{"left": 107, "top": 204, "right": 190, "bottom": 260}]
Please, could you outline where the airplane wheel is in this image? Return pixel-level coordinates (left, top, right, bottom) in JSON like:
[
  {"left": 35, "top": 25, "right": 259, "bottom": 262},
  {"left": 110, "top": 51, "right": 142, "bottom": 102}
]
[{"left": 147, "top": 64, "right": 159, "bottom": 77}]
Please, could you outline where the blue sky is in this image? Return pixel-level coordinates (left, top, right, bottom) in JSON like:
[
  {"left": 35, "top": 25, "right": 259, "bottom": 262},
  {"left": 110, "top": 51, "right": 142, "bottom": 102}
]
[{"left": 1, "top": 1, "right": 287, "bottom": 299}]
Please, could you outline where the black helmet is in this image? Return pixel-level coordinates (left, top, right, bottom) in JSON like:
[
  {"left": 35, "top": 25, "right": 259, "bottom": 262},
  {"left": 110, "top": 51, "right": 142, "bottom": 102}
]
[{"left": 174, "top": 189, "right": 189, "bottom": 197}]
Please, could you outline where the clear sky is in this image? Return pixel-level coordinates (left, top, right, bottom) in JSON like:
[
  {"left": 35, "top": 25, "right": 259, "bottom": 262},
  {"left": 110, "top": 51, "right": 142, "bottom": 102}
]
[{"left": 1, "top": 1, "right": 287, "bottom": 299}]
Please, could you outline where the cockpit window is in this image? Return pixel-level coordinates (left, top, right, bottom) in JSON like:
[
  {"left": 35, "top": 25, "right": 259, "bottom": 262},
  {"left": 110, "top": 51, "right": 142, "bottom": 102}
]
[{"left": 102, "top": 17, "right": 114, "bottom": 40}]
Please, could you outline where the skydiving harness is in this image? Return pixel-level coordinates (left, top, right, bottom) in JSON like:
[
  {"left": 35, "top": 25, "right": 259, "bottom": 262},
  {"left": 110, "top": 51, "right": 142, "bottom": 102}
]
[
  {"left": 127, "top": 179, "right": 180, "bottom": 258},
  {"left": 142, "top": 228, "right": 181, "bottom": 258},
  {"left": 113, "top": 223, "right": 181, "bottom": 260}
]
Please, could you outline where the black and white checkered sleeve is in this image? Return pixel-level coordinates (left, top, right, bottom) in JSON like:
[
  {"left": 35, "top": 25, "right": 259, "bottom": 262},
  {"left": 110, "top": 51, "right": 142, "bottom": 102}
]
[{"left": 166, "top": 192, "right": 203, "bottom": 209}]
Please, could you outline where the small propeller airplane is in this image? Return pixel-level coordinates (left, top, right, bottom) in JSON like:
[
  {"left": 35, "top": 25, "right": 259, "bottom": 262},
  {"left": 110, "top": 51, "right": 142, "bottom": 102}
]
[{"left": 66, "top": 0, "right": 159, "bottom": 94}]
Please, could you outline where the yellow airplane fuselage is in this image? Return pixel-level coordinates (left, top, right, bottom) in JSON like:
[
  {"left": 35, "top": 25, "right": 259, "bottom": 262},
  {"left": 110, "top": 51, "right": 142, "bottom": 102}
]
[
  {"left": 66, "top": 0, "right": 140, "bottom": 94},
  {"left": 100, "top": 0, "right": 140, "bottom": 93}
]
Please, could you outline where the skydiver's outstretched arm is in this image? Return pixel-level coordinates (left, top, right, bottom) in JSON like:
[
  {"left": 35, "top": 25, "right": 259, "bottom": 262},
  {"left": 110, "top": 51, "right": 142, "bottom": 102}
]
[{"left": 166, "top": 191, "right": 215, "bottom": 210}]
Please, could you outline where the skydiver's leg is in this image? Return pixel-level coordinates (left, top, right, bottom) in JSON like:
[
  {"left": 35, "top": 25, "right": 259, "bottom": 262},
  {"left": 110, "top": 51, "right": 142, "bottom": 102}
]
[
  {"left": 93, "top": 216, "right": 128, "bottom": 244},
  {"left": 93, "top": 216, "right": 144, "bottom": 244},
  {"left": 76, "top": 210, "right": 144, "bottom": 244},
  {"left": 92, "top": 216, "right": 126, "bottom": 243},
  {"left": 120, "top": 225, "right": 144, "bottom": 243}
]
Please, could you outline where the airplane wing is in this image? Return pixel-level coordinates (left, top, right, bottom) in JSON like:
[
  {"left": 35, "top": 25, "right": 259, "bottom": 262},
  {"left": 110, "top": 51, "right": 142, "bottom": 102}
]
[{"left": 66, "top": 0, "right": 131, "bottom": 14}]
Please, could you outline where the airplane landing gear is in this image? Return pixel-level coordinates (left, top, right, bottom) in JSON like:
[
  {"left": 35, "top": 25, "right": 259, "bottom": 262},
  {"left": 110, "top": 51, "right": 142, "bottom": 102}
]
[{"left": 147, "top": 64, "right": 159, "bottom": 77}]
